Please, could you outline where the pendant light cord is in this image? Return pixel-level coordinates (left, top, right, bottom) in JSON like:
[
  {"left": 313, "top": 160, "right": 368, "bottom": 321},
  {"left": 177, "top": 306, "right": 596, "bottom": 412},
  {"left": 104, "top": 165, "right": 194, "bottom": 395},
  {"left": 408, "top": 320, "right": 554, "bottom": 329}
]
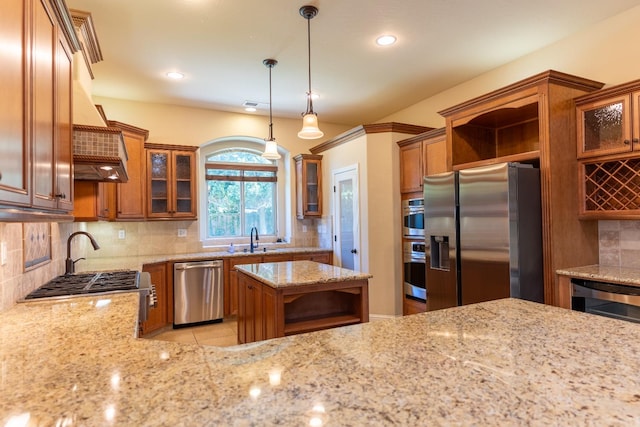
[
  {"left": 268, "top": 63, "right": 274, "bottom": 140},
  {"left": 305, "top": 14, "right": 314, "bottom": 115}
]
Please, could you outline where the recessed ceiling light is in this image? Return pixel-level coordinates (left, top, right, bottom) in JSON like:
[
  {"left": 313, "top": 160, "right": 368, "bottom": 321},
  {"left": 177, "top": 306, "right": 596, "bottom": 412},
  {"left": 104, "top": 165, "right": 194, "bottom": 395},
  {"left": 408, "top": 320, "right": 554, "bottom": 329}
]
[
  {"left": 376, "top": 35, "right": 397, "bottom": 46},
  {"left": 243, "top": 100, "right": 259, "bottom": 112},
  {"left": 166, "top": 71, "right": 184, "bottom": 80}
]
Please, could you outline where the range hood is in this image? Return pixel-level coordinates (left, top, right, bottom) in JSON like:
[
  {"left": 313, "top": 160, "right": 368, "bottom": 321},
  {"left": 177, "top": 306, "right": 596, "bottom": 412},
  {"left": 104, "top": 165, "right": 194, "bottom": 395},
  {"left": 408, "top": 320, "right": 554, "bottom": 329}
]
[{"left": 73, "top": 125, "right": 129, "bottom": 182}]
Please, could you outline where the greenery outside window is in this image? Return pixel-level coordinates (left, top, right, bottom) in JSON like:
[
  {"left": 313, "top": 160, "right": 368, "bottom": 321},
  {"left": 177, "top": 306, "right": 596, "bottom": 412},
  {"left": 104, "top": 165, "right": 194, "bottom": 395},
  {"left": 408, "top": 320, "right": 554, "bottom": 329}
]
[{"left": 205, "top": 150, "right": 277, "bottom": 238}]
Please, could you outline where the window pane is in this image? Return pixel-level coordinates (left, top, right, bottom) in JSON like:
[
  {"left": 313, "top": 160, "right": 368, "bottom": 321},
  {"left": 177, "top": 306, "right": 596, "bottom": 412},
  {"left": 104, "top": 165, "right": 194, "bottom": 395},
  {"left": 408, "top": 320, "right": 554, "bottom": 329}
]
[
  {"left": 244, "top": 181, "right": 275, "bottom": 235},
  {"left": 207, "top": 181, "right": 241, "bottom": 237},
  {"left": 207, "top": 150, "right": 273, "bottom": 164},
  {"left": 206, "top": 168, "right": 241, "bottom": 177},
  {"left": 244, "top": 170, "right": 276, "bottom": 178}
]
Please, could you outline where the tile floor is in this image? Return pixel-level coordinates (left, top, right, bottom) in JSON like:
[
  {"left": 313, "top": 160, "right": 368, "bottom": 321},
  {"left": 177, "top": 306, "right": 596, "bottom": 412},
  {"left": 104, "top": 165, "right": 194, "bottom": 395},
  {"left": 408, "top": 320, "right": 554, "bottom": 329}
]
[{"left": 144, "top": 317, "right": 239, "bottom": 347}]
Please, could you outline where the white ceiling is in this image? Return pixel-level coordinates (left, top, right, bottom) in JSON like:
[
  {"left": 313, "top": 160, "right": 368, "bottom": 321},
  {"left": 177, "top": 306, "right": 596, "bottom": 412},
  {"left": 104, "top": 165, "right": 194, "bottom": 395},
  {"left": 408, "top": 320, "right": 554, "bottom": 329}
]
[{"left": 66, "top": 0, "right": 640, "bottom": 126}]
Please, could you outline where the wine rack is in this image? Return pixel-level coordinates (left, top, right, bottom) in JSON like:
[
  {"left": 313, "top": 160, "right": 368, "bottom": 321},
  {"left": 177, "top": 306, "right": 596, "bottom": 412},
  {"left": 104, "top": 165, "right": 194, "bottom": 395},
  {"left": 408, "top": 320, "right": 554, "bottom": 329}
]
[{"left": 581, "top": 157, "right": 640, "bottom": 216}]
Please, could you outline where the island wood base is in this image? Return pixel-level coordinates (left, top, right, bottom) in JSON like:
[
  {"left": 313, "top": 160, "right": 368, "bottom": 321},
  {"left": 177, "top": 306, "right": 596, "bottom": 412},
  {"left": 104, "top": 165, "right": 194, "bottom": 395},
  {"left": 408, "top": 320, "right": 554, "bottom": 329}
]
[{"left": 237, "top": 272, "right": 369, "bottom": 344}]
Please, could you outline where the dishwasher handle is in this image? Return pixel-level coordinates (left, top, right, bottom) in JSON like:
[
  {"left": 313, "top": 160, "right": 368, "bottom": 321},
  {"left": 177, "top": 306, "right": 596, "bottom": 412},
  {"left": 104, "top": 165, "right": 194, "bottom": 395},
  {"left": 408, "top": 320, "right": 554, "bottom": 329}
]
[{"left": 174, "top": 260, "right": 223, "bottom": 270}]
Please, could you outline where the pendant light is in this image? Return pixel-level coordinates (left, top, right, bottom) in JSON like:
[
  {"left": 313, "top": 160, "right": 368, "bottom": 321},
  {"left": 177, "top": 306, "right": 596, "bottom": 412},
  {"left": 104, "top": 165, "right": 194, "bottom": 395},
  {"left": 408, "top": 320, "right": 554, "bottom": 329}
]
[
  {"left": 297, "top": 5, "right": 324, "bottom": 140},
  {"left": 262, "top": 58, "right": 281, "bottom": 159}
]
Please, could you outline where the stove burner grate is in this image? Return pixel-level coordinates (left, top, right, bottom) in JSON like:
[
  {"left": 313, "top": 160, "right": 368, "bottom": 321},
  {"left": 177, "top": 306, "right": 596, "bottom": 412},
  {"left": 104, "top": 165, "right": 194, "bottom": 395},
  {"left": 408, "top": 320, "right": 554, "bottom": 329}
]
[{"left": 25, "top": 271, "right": 139, "bottom": 299}]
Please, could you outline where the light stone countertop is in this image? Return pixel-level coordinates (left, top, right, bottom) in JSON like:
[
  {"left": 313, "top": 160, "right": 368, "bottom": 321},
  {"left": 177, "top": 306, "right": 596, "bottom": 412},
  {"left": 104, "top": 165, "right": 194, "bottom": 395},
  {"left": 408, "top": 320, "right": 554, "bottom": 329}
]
[
  {"left": 556, "top": 264, "right": 640, "bottom": 287},
  {"left": 234, "top": 260, "right": 373, "bottom": 289},
  {"left": 2, "top": 294, "right": 640, "bottom": 426},
  {"left": 76, "top": 247, "right": 333, "bottom": 273}
]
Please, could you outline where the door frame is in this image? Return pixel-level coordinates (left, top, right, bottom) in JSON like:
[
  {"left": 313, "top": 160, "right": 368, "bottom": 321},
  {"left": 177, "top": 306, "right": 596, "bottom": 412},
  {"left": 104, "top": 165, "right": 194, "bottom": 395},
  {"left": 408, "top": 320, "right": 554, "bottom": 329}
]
[{"left": 332, "top": 164, "right": 361, "bottom": 270}]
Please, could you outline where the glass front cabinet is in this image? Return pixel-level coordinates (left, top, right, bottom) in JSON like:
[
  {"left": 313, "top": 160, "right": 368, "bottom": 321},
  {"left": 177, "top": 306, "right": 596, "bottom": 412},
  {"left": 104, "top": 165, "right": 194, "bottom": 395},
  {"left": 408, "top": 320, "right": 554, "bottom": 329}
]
[
  {"left": 576, "top": 86, "right": 640, "bottom": 159},
  {"left": 294, "top": 154, "right": 322, "bottom": 219},
  {"left": 145, "top": 143, "right": 197, "bottom": 219}
]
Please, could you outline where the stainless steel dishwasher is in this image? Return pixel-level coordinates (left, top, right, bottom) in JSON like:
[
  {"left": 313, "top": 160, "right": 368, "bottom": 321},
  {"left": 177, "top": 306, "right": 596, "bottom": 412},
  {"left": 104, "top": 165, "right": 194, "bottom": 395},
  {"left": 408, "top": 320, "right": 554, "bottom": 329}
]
[{"left": 173, "top": 260, "right": 224, "bottom": 327}]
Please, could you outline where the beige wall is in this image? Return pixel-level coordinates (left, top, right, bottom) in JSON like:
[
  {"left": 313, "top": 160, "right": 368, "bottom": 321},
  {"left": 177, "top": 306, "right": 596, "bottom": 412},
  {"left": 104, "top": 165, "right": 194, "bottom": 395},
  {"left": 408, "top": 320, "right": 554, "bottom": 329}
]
[
  {"left": 318, "top": 130, "right": 417, "bottom": 317},
  {"left": 93, "top": 97, "right": 351, "bottom": 150}
]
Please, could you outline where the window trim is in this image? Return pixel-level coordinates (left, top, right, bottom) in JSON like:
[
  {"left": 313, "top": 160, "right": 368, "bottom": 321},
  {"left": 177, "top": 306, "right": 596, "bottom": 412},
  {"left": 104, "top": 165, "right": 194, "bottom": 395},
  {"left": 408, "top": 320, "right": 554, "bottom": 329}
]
[{"left": 198, "top": 137, "right": 291, "bottom": 249}]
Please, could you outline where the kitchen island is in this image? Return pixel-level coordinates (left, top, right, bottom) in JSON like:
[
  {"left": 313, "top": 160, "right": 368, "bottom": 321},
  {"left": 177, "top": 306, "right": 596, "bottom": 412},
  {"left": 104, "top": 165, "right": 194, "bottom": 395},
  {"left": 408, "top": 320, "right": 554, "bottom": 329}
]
[
  {"left": 235, "top": 260, "right": 371, "bottom": 344},
  {"left": 1, "top": 295, "right": 640, "bottom": 426}
]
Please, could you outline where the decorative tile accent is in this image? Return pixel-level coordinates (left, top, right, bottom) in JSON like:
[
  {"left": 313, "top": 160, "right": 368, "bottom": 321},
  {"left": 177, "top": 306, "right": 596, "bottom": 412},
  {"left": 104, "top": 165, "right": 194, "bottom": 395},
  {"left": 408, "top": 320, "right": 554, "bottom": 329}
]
[{"left": 23, "top": 223, "right": 51, "bottom": 271}]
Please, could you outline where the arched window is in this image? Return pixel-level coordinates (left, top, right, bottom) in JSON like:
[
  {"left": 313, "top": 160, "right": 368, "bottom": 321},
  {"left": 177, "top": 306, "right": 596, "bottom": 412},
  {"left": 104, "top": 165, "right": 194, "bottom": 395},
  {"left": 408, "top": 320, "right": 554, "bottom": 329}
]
[{"left": 199, "top": 138, "right": 290, "bottom": 247}]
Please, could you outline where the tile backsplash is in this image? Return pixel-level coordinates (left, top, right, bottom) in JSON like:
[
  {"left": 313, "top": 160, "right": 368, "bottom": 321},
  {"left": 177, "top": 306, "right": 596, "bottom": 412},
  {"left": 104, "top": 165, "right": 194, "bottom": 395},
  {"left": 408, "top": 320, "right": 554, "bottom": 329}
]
[
  {"left": 0, "top": 222, "right": 75, "bottom": 312},
  {"left": 598, "top": 220, "right": 640, "bottom": 268}
]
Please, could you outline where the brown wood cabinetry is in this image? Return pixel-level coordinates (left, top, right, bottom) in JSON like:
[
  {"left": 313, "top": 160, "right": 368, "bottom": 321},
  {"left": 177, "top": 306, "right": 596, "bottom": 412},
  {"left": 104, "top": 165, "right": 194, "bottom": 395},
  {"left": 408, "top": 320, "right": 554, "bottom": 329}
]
[
  {"left": 72, "top": 181, "right": 112, "bottom": 221},
  {"left": 439, "top": 70, "right": 604, "bottom": 305},
  {"left": 575, "top": 80, "right": 640, "bottom": 219},
  {"left": 237, "top": 269, "right": 368, "bottom": 345},
  {"left": 146, "top": 143, "right": 197, "bottom": 219},
  {"left": 224, "top": 250, "right": 333, "bottom": 316},
  {"left": 403, "top": 296, "right": 426, "bottom": 315},
  {"left": 294, "top": 154, "right": 322, "bottom": 219},
  {"left": 0, "top": 0, "right": 78, "bottom": 216},
  {"left": 226, "top": 255, "right": 263, "bottom": 316},
  {"left": 398, "top": 128, "right": 446, "bottom": 194},
  {"left": 141, "top": 262, "right": 168, "bottom": 336},
  {"left": 111, "top": 122, "right": 149, "bottom": 220}
]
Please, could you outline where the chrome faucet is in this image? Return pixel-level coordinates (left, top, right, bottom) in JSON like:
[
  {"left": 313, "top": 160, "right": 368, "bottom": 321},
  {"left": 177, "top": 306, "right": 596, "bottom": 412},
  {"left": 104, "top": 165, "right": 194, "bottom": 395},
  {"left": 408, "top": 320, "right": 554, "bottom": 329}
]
[
  {"left": 250, "top": 227, "right": 259, "bottom": 253},
  {"left": 65, "top": 231, "right": 100, "bottom": 275}
]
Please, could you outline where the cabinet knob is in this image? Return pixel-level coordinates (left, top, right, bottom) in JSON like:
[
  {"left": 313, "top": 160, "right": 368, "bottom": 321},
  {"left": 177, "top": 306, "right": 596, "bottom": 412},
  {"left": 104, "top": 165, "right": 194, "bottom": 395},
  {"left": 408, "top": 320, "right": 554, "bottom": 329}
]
[
  {"left": 351, "top": 248, "right": 358, "bottom": 254},
  {"left": 624, "top": 139, "right": 631, "bottom": 145},
  {"left": 55, "top": 193, "right": 66, "bottom": 199},
  {"left": 633, "top": 138, "right": 639, "bottom": 144}
]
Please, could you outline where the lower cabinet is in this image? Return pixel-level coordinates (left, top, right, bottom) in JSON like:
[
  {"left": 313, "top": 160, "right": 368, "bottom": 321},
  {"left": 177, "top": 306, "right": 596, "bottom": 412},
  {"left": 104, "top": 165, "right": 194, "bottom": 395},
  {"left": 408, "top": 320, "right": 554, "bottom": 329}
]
[
  {"left": 226, "top": 255, "right": 263, "bottom": 317},
  {"left": 238, "top": 274, "right": 264, "bottom": 344},
  {"left": 141, "top": 262, "right": 168, "bottom": 336},
  {"left": 403, "top": 296, "right": 426, "bottom": 315}
]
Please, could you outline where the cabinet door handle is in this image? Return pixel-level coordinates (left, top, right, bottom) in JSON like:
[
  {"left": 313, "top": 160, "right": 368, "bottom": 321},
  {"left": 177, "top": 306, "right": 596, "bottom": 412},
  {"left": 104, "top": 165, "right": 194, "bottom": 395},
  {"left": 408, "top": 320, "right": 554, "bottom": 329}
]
[
  {"left": 633, "top": 138, "right": 639, "bottom": 143},
  {"left": 624, "top": 139, "right": 631, "bottom": 145},
  {"left": 54, "top": 193, "right": 66, "bottom": 199}
]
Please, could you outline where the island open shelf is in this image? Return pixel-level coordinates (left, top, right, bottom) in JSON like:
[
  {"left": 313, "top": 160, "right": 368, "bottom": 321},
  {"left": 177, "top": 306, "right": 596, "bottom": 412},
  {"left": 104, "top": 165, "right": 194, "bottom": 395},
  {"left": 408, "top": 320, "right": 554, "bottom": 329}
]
[{"left": 235, "top": 261, "right": 370, "bottom": 344}]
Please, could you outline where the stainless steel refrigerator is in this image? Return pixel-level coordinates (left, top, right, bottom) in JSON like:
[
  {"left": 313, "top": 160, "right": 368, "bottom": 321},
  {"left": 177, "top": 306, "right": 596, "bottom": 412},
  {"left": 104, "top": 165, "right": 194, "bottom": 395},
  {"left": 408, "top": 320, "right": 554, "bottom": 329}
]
[{"left": 423, "top": 162, "right": 543, "bottom": 310}]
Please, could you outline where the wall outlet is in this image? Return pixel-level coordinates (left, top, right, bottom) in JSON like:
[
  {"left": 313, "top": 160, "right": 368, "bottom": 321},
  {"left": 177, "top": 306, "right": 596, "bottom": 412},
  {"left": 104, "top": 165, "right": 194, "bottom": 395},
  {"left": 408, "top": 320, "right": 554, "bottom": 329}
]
[
  {"left": 178, "top": 228, "right": 187, "bottom": 237},
  {"left": 1, "top": 241, "right": 6, "bottom": 266},
  {"left": 118, "top": 229, "right": 126, "bottom": 239},
  {"left": 302, "top": 225, "right": 308, "bottom": 233}
]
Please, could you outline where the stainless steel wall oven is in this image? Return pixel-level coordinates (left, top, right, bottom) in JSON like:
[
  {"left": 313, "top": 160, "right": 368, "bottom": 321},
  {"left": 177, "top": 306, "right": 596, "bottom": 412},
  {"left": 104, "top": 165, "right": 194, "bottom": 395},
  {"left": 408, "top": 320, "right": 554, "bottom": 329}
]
[
  {"left": 571, "top": 278, "right": 640, "bottom": 324},
  {"left": 403, "top": 198, "right": 424, "bottom": 238},
  {"left": 404, "top": 240, "right": 426, "bottom": 302}
]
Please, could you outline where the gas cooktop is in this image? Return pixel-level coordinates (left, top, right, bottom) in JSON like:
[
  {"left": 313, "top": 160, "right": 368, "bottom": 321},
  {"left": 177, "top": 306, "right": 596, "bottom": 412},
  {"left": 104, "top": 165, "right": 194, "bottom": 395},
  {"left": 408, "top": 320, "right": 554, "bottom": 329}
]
[{"left": 24, "top": 270, "right": 140, "bottom": 300}]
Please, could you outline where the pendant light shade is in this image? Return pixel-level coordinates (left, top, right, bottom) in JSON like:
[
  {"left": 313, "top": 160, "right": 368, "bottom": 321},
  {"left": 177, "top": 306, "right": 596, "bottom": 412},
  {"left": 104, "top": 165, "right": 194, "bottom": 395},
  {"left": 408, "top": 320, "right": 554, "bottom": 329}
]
[
  {"left": 297, "top": 5, "right": 324, "bottom": 140},
  {"left": 262, "top": 58, "right": 281, "bottom": 160}
]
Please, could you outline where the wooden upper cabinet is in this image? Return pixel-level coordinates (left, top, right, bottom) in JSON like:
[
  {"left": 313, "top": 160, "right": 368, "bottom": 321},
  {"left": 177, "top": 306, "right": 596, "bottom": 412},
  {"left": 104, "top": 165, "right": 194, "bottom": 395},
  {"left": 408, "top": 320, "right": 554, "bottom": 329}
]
[
  {"left": 294, "top": 154, "right": 322, "bottom": 219},
  {"left": 108, "top": 121, "right": 149, "bottom": 220},
  {"left": 145, "top": 143, "right": 198, "bottom": 220},
  {"left": 575, "top": 81, "right": 640, "bottom": 159},
  {"left": 575, "top": 79, "right": 640, "bottom": 219},
  {"left": 54, "top": 27, "right": 74, "bottom": 212},
  {"left": 0, "top": 0, "right": 30, "bottom": 206},
  {"left": 31, "top": 0, "right": 58, "bottom": 210},
  {"left": 398, "top": 127, "right": 447, "bottom": 194},
  {"left": 0, "top": 0, "right": 78, "bottom": 216},
  {"left": 423, "top": 128, "right": 447, "bottom": 177},
  {"left": 399, "top": 142, "right": 423, "bottom": 193}
]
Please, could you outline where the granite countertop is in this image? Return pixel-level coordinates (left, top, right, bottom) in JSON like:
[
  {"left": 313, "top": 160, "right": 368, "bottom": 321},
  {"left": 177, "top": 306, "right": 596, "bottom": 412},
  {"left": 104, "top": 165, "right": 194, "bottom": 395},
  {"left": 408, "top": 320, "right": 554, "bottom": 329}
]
[
  {"left": 556, "top": 264, "right": 640, "bottom": 287},
  {"left": 76, "top": 247, "right": 333, "bottom": 273},
  {"left": 2, "top": 295, "right": 640, "bottom": 425},
  {"left": 235, "top": 260, "right": 373, "bottom": 289}
]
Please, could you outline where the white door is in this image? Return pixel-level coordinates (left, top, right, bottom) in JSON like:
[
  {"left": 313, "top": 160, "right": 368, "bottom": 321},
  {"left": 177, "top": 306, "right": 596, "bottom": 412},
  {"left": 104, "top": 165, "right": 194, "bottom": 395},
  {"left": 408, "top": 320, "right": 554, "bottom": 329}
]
[{"left": 332, "top": 165, "right": 360, "bottom": 270}]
